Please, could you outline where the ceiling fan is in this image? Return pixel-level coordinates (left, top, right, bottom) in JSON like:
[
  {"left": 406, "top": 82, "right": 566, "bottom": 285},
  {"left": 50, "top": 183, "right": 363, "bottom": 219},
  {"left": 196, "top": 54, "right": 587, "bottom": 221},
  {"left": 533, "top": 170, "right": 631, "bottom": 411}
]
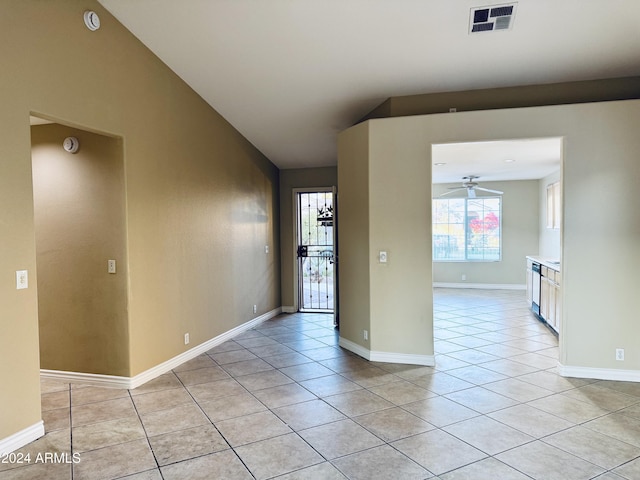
[{"left": 440, "top": 175, "right": 503, "bottom": 198}]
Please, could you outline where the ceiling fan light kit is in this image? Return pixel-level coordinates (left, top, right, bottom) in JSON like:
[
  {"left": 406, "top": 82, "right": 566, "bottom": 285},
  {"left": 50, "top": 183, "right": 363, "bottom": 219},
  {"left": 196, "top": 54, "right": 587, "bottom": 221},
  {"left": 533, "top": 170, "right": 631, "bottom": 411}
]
[{"left": 440, "top": 175, "right": 504, "bottom": 198}]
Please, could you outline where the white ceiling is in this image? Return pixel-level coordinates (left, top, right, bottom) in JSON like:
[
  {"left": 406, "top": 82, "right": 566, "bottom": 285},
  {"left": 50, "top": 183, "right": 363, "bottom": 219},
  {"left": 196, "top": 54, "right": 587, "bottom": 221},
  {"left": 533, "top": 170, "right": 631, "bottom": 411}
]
[
  {"left": 98, "top": 0, "right": 640, "bottom": 176},
  {"left": 29, "top": 116, "right": 53, "bottom": 126},
  {"left": 432, "top": 137, "right": 561, "bottom": 184}
]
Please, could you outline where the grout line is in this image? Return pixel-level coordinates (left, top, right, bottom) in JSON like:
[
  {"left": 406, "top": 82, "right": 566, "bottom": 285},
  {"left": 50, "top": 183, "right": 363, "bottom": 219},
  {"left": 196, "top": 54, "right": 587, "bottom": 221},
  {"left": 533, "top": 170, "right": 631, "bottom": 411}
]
[
  {"left": 126, "top": 388, "right": 164, "bottom": 478},
  {"left": 173, "top": 365, "right": 258, "bottom": 480},
  {"left": 69, "top": 383, "right": 74, "bottom": 480},
  {"left": 37, "top": 292, "right": 640, "bottom": 479}
]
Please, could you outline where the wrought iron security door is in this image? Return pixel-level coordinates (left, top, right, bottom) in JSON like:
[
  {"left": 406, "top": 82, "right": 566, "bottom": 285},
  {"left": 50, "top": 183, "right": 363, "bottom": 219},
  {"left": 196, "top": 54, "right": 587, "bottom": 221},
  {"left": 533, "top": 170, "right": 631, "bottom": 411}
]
[{"left": 296, "top": 191, "right": 335, "bottom": 313}]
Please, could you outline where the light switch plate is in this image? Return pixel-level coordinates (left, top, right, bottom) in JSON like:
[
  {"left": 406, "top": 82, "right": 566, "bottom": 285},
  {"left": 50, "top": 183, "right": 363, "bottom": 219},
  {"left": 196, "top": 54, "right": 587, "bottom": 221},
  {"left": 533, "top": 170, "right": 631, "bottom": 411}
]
[
  {"left": 16, "top": 270, "right": 28, "bottom": 289},
  {"left": 108, "top": 260, "right": 116, "bottom": 274}
]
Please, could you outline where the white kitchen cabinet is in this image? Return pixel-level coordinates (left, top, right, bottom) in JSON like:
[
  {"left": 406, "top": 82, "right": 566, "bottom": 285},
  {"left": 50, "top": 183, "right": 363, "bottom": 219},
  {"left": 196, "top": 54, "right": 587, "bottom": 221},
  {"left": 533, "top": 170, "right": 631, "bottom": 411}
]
[
  {"left": 526, "top": 259, "right": 533, "bottom": 306},
  {"left": 546, "top": 270, "right": 557, "bottom": 330},
  {"left": 540, "top": 265, "right": 560, "bottom": 333},
  {"left": 553, "top": 271, "right": 561, "bottom": 333},
  {"left": 526, "top": 256, "right": 560, "bottom": 334},
  {"left": 540, "top": 266, "right": 550, "bottom": 322}
]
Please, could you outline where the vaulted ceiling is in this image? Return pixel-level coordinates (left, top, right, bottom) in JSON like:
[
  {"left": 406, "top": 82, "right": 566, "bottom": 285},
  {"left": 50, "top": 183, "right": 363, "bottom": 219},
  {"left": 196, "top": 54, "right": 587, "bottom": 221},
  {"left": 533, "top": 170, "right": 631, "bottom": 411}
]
[{"left": 99, "top": 0, "right": 640, "bottom": 175}]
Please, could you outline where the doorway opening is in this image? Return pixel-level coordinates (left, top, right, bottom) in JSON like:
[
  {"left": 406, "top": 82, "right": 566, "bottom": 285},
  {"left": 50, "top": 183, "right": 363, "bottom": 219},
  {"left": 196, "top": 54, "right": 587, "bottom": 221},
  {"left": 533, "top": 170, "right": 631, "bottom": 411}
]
[
  {"left": 431, "top": 136, "right": 563, "bottom": 336},
  {"left": 295, "top": 189, "right": 336, "bottom": 314},
  {"left": 30, "top": 115, "right": 129, "bottom": 377}
]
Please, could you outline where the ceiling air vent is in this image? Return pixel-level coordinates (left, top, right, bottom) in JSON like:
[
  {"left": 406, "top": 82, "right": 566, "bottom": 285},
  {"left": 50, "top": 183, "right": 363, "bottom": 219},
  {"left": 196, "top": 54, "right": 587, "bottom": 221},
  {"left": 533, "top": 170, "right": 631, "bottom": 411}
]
[{"left": 469, "top": 3, "right": 517, "bottom": 33}]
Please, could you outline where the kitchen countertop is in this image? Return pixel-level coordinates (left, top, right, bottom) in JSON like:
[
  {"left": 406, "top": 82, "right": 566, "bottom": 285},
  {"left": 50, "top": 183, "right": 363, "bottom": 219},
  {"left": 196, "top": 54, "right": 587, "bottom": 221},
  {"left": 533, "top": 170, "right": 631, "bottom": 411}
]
[{"left": 527, "top": 255, "right": 561, "bottom": 271}]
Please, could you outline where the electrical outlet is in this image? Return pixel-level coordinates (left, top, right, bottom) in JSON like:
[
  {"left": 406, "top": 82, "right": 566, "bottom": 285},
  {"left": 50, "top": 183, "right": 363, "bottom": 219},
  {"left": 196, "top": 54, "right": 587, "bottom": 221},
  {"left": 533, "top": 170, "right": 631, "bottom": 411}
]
[
  {"left": 363, "top": 330, "right": 368, "bottom": 341},
  {"left": 265, "top": 245, "right": 269, "bottom": 254},
  {"left": 616, "top": 348, "right": 624, "bottom": 361},
  {"left": 253, "top": 305, "right": 257, "bottom": 314},
  {"left": 108, "top": 259, "right": 116, "bottom": 274},
  {"left": 379, "top": 251, "right": 387, "bottom": 263},
  {"left": 184, "top": 333, "right": 190, "bottom": 345}
]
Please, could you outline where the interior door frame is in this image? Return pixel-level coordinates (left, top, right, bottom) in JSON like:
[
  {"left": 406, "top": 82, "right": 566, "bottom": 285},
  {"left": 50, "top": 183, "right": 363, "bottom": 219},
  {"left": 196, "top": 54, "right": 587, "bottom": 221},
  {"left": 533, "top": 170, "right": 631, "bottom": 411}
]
[{"left": 292, "top": 186, "right": 337, "bottom": 320}]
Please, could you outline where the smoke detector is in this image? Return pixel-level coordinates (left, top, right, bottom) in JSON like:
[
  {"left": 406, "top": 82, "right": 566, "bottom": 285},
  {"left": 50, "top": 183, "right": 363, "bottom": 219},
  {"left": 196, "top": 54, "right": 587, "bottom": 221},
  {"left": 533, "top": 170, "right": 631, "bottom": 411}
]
[
  {"left": 63, "top": 137, "right": 80, "bottom": 154},
  {"left": 84, "top": 10, "right": 101, "bottom": 31},
  {"left": 470, "top": 3, "right": 517, "bottom": 33}
]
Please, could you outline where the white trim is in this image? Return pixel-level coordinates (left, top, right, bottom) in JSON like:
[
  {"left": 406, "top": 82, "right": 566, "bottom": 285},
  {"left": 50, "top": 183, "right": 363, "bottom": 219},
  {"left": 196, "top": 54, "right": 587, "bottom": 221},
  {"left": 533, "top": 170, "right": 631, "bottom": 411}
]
[
  {"left": 339, "top": 337, "right": 434, "bottom": 366},
  {"left": 370, "top": 351, "right": 435, "bottom": 366},
  {"left": 433, "top": 282, "right": 526, "bottom": 290},
  {"left": 128, "top": 307, "right": 280, "bottom": 388},
  {"left": 40, "top": 370, "right": 130, "bottom": 388},
  {"left": 281, "top": 306, "right": 296, "bottom": 313},
  {"left": 558, "top": 363, "right": 640, "bottom": 382},
  {"left": 41, "top": 307, "right": 282, "bottom": 389},
  {"left": 339, "top": 337, "right": 371, "bottom": 360},
  {"left": 0, "top": 421, "right": 44, "bottom": 455}
]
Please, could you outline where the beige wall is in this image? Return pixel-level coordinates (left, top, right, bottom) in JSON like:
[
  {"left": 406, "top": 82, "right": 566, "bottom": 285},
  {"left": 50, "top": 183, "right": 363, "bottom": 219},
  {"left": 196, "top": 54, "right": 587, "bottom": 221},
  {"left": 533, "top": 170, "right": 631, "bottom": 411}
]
[
  {"left": 338, "top": 120, "right": 433, "bottom": 357},
  {"left": 339, "top": 100, "right": 640, "bottom": 374},
  {"left": 362, "top": 76, "right": 640, "bottom": 120},
  {"left": 432, "top": 180, "right": 539, "bottom": 285},
  {"left": 0, "top": 0, "right": 279, "bottom": 443},
  {"left": 0, "top": 115, "right": 41, "bottom": 445},
  {"left": 32, "top": 124, "right": 129, "bottom": 376},
  {"left": 279, "top": 167, "right": 337, "bottom": 309},
  {"left": 337, "top": 123, "right": 371, "bottom": 349},
  {"left": 368, "top": 120, "right": 433, "bottom": 356}
]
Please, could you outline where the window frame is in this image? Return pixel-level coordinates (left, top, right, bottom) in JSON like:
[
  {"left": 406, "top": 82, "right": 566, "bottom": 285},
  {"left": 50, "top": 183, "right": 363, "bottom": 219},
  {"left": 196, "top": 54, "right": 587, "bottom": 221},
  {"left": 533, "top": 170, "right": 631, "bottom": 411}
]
[
  {"left": 546, "top": 181, "right": 561, "bottom": 229},
  {"left": 432, "top": 196, "right": 503, "bottom": 263}
]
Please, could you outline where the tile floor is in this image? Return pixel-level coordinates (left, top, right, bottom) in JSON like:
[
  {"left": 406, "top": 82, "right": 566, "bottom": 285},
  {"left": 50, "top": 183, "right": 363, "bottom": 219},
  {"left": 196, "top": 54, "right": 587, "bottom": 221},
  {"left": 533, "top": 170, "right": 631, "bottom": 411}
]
[{"left": 2, "top": 288, "right": 640, "bottom": 479}]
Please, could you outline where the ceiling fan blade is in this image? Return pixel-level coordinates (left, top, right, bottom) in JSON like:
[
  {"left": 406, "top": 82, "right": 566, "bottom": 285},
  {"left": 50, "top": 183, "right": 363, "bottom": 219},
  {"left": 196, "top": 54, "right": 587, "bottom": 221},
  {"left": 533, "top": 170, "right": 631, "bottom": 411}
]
[
  {"left": 467, "top": 188, "right": 476, "bottom": 198},
  {"left": 439, "top": 188, "right": 465, "bottom": 197},
  {"left": 475, "top": 187, "right": 504, "bottom": 195}
]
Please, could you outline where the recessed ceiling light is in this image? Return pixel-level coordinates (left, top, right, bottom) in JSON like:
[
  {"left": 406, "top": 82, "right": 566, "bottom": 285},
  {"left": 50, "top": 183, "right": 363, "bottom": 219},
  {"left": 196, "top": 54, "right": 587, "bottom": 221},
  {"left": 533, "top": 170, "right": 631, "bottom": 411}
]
[{"left": 434, "top": 162, "right": 446, "bottom": 166}]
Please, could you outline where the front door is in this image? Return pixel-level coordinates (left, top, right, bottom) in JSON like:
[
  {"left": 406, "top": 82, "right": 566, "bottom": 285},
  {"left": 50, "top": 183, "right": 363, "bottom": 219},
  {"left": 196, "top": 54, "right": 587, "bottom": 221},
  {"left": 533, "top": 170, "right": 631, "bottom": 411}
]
[{"left": 296, "top": 189, "right": 336, "bottom": 315}]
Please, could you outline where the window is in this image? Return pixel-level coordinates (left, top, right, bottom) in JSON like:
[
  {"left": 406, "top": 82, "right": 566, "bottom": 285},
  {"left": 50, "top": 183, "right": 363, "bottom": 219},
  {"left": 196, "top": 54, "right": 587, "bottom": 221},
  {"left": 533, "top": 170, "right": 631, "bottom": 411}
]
[
  {"left": 546, "top": 181, "right": 561, "bottom": 229},
  {"left": 433, "top": 197, "right": 501, "bottom": 261}
]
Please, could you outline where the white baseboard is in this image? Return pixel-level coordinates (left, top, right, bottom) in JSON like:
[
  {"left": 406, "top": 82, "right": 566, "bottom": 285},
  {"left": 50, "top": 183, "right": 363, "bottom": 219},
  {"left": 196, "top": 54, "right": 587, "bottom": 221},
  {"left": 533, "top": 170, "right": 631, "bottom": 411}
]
[
  {"left": 434, "top": 282, "right": 526, "bottom": 290},
  {"left": 127, "top": 307, "right": 281, "bottom": 389},
  {"left": 558, "top": 363, "right": 640, "bottom": 382},
  {"left": 281, "top": 306, "right": 296, "bottom": 313},
  {"left": 339, "top": 337, "right": 370, "bottom": 360},
  {"left": 339, "top": 337, "right": 434, "bottom": 366},
  {"left": 370, "top": 351, "right": 435, "bottom": 366},
  {"left": 41, "top": 307, "right": 282, "bottom": 390},
  {"left": 40, "top": 370, "right": 130, "bottom": 388},
  {"left": 0, "top": 421, "right": 44, "bottom": 455}
]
